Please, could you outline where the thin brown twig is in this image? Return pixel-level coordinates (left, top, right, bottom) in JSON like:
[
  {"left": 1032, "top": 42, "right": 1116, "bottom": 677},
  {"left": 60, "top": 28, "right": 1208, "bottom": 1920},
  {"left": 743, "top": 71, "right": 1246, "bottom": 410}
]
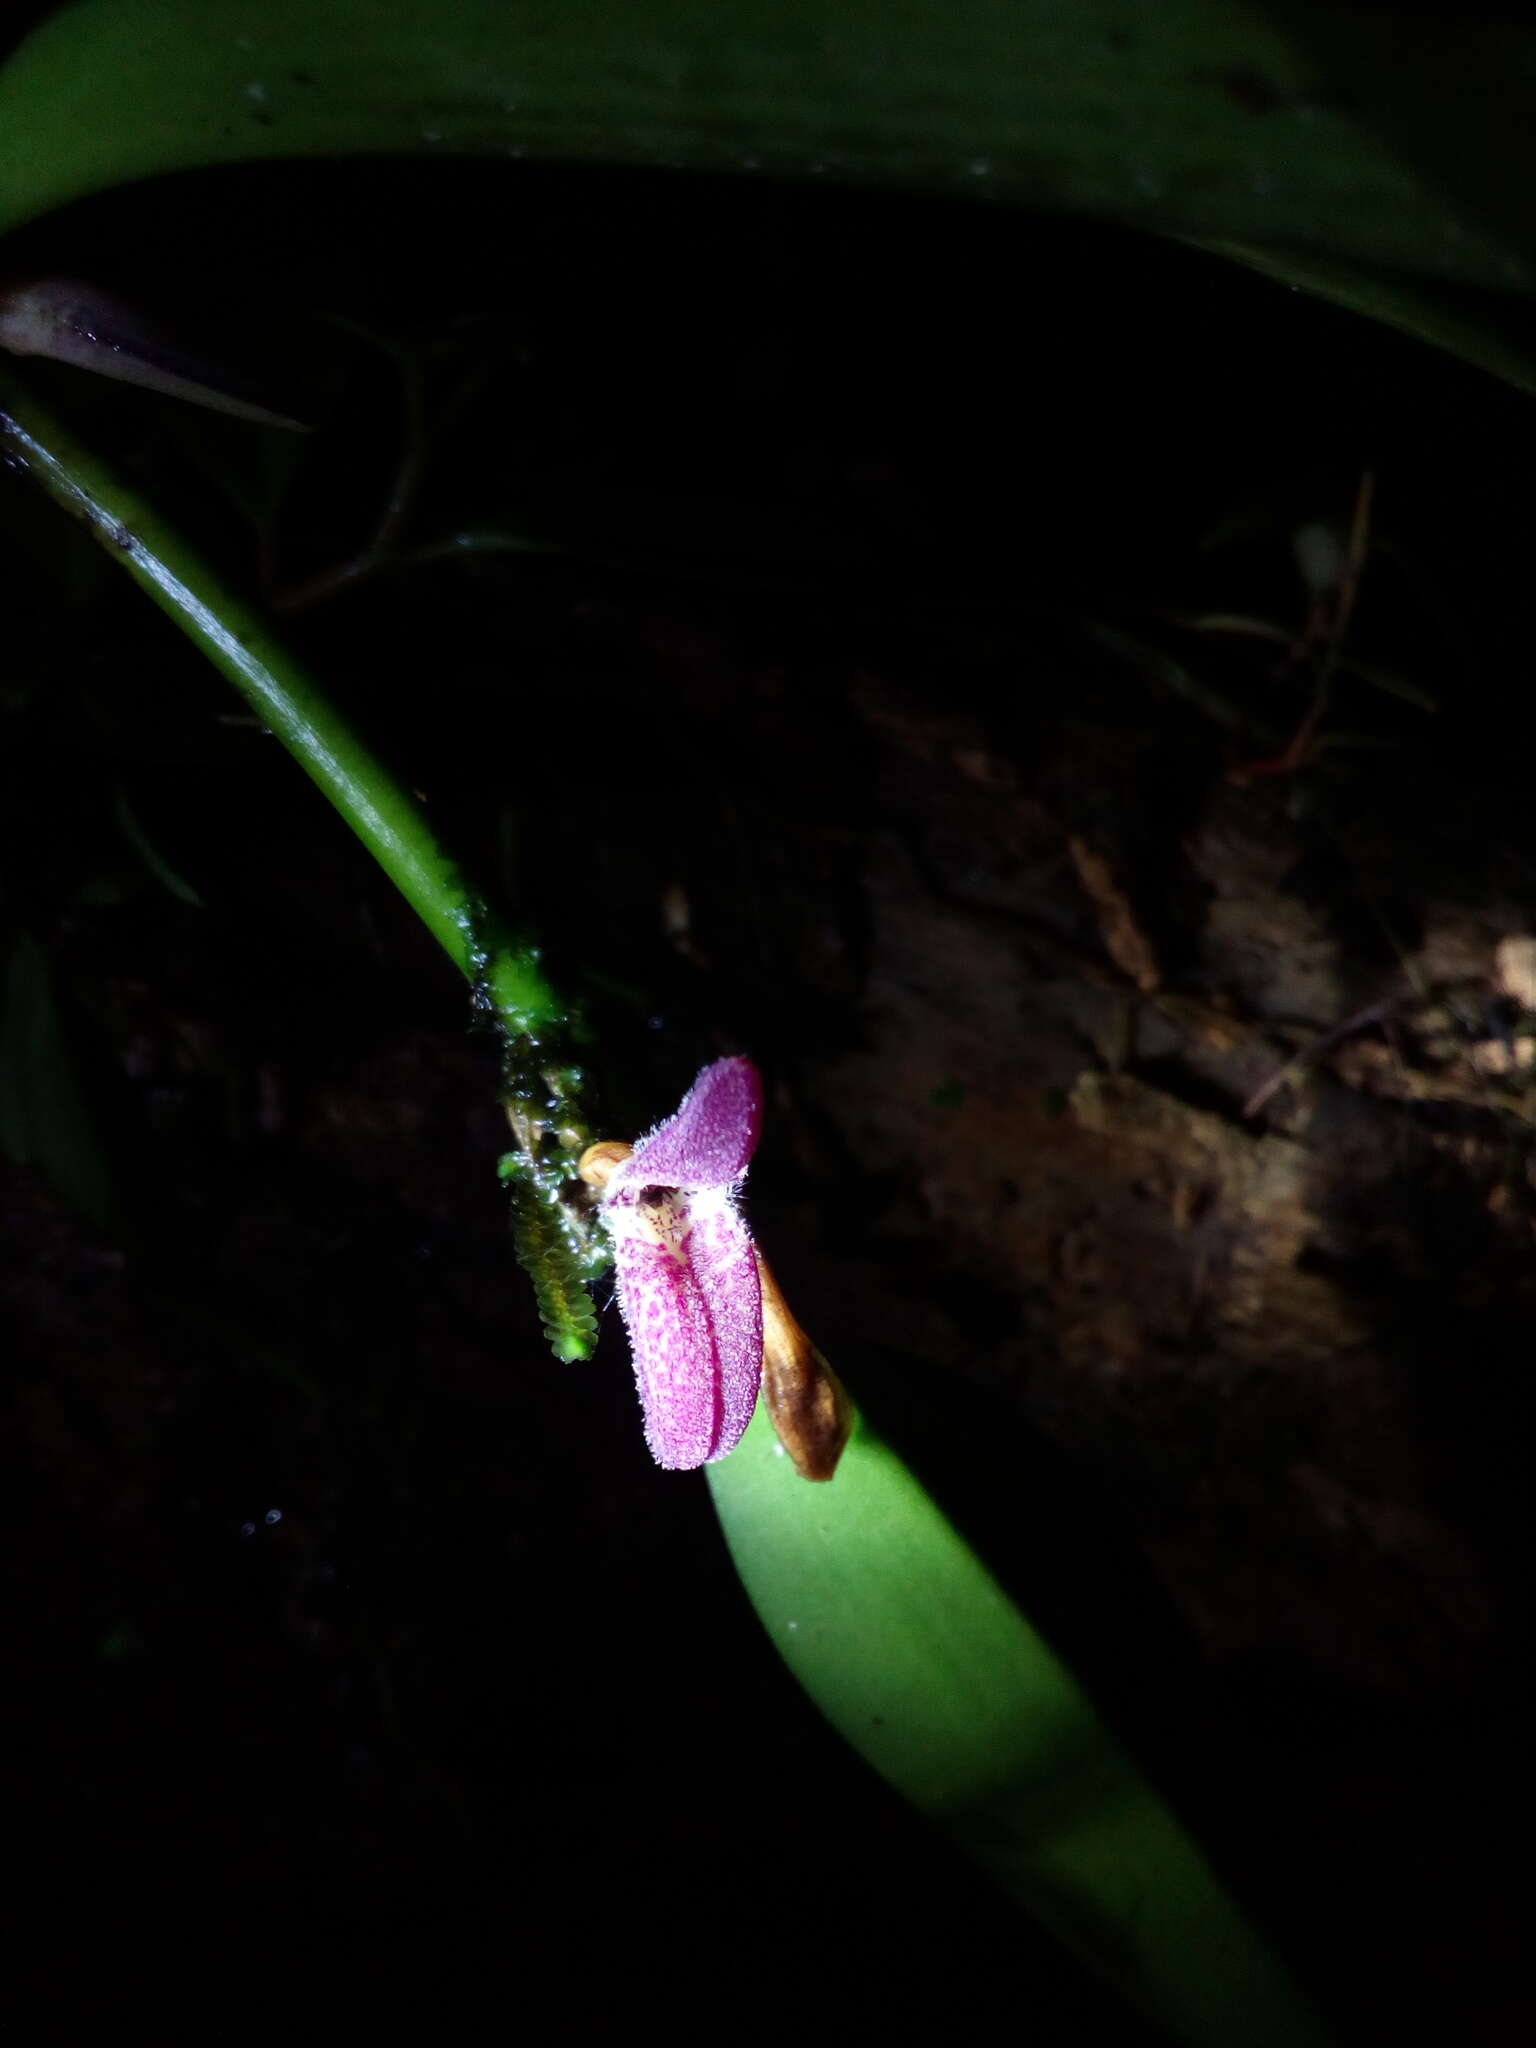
[
  {"left": 1229, "top": 467, "right": 1376, "bottom": 782},
  {"left": 1243, "top": 995, "right": 1401, "bottom": 1118}
]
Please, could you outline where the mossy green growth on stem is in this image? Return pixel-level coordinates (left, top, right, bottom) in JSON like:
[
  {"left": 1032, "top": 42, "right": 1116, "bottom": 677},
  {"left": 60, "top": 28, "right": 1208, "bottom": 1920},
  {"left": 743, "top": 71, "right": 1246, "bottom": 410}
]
[
  {"left": 495, "top": 1034, "right": 611, "bottom": 1367},
  {"left": 460, "top": 898, "right": 611, "bottom": 1364},
  {"left": 497, "top": 1148, "right": 605, "bottom": 1363}
]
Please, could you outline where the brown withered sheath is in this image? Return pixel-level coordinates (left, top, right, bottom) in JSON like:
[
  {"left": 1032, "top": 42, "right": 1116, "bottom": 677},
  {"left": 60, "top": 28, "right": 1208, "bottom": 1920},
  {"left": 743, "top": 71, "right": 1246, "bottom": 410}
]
[{"left": 754, "top": 1249, "right": 853, "bottom": 1482}]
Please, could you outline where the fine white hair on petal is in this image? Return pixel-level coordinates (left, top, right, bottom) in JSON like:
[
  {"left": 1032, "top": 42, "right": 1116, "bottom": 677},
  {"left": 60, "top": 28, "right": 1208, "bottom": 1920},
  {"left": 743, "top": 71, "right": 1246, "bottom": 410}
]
[
  {"left": 603, "top": 1059, "right": 765, "bottom": 1469},
  {"left": 610, "top": 1221, "right": 721, "bottom": 1469},
  {"left": 683, "top": 1186, "right": 762, "bottom": 1460},
  {"left": 621, "top": 1056, "right": 763, "bottom": 1191}
]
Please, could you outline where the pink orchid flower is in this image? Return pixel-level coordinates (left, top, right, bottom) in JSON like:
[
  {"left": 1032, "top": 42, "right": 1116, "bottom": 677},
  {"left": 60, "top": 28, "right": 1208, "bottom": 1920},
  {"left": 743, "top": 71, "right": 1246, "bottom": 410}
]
[{"left": 591, "top": 1057, "right": 765, "bottom": 1470}]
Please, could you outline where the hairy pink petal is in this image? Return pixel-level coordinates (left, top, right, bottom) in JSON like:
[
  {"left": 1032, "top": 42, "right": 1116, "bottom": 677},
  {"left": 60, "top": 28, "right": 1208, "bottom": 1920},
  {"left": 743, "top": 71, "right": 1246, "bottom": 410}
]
[
  {"left": 683, "top": 1188, "right": 763, "bottom": 1457},
  {"left": 607, "top": 1182, "right": 762, "bottom": 1468},
  {"left": 603, "top": 1056, "right": 766, "bottom": 1469},
  {"left": 622, "top": 1055, "right": 763, "bottom": 1190},
  {"left": 611, "top": 1230, "right": 721, "bottom": 1469}
]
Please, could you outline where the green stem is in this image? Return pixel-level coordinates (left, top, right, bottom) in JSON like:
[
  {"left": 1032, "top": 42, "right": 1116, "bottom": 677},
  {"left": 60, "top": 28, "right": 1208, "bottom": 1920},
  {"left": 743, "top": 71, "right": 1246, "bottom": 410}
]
[
  {"left": 0, "top": 364, "right": 606, "bottom": 1357},
  {"left": 0, "top": 365, "right": 554, "bottom": 1042}
]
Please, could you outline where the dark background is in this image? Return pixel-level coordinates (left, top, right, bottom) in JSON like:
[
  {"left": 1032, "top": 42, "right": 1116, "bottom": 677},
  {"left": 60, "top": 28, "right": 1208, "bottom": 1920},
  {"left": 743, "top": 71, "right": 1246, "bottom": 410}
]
[{"left": 3, "top": 159, "right": 1532, "bottom": 2036}]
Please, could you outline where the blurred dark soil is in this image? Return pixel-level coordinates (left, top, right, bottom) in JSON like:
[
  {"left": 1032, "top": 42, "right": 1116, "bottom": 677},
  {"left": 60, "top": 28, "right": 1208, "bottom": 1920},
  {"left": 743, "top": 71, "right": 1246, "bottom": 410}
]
[{"left": 2, "top": 163, "right": 1531, "bottom": 2037}]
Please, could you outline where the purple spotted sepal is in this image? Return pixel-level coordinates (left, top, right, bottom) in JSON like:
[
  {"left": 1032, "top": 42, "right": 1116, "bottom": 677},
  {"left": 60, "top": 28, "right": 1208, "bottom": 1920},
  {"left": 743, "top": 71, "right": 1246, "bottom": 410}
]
[{"left": 601, "top": 1057, "right": 764, "bottom": 1470}]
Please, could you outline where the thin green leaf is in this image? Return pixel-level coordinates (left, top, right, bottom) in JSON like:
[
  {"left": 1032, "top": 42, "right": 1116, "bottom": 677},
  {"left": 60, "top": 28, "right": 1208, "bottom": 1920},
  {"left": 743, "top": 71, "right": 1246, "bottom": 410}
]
[
  {"left": 0, "top": 928, "right": 120, "bottom": 1233},
  {"left": 113, "top": 785, "right": 207, "bottom": 907}
]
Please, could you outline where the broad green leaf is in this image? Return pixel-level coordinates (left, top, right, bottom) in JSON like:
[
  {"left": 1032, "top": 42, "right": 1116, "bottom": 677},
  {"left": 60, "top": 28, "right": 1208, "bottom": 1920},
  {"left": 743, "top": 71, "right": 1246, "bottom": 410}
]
[
  {"left": 1204, "top": 239, "right": 1536, "bottom": 402},
  {"left": 710, "top": 1404, "right": 1334, "bottom": 2048},
  {"left": 0, "top": 0, "right": 1532, "bottom": 302}
]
